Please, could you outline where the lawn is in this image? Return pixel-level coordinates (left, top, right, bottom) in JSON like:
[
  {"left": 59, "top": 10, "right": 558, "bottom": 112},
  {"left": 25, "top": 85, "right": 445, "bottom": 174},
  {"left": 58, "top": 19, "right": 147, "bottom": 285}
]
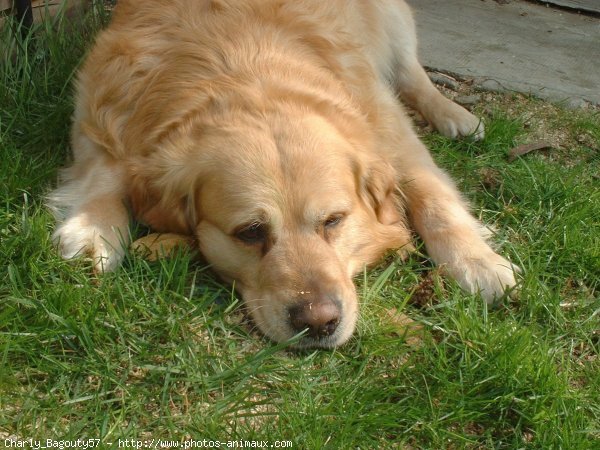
[{"left": 1, "top": 6, "right": 598, "bottom": 449}]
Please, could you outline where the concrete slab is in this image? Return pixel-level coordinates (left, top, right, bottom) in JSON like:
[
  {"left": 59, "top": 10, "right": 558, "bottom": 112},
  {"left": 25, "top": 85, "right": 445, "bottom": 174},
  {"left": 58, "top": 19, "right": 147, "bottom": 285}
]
[
  {"left": 409, "top": 0, "right": 600, "bottom": 106},
  {"left": 539, "top": 0, "right": 600, "bottom": 15}
]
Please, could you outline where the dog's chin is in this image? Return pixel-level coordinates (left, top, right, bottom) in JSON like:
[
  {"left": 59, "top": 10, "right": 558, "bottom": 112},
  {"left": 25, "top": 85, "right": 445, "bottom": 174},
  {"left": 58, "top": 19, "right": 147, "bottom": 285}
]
[
  {"left": 290, "top": 333, "right": 348, "bottom": 350},
  {"left": 259, "top": 319, "right": 355, "bottom": 350}
]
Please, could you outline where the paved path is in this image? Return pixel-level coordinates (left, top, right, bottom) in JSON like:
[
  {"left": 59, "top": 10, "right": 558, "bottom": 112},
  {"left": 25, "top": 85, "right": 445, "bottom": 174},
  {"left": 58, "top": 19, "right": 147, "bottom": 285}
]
[{"left": 410, "top": 0, "right": 600, "bottom": 106}]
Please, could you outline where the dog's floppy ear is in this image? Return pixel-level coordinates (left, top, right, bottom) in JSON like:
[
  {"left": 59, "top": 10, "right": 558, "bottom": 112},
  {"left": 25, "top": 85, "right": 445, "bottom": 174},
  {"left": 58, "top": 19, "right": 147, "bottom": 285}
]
[
  {"left": 359, "top": 158, "right": 402, "bottom": 225},
  {"left": 129, "top": 176, "right": 197, "bottom": 235}
]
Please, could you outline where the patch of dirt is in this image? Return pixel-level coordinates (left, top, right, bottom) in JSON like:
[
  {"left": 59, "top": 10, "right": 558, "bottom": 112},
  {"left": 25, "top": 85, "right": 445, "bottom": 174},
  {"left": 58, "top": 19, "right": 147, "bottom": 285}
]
[
  {"left": 427, "top": 73, "right": 599, "bottom": 167},
  {"left": 410, "top": 269, "right": 445, "bottom": 308},
  {"left": 478, "top": 167, "right": 502, "bottom": 190}
]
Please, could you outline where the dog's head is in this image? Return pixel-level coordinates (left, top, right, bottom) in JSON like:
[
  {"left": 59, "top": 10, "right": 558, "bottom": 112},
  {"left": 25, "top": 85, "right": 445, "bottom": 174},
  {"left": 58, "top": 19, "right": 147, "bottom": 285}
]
[{"left": 129, "top": 89, "right": 410, "bottom": 348}]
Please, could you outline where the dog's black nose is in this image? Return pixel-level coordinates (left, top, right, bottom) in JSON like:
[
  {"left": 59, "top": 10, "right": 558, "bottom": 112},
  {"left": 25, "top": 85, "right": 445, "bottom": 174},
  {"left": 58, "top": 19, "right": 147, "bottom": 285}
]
[{"left": 289, "top": 299, "right": 340, "bottom": 338}]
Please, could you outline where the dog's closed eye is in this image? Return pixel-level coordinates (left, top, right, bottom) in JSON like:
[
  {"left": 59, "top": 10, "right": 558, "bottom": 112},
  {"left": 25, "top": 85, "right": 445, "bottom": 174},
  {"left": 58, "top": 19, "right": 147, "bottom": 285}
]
[
  {"left": 324, "top": 213, "right": 345, "bottom": 229},
  {"left": 321, "top": 213, "right": 346, "bottom": 242},
  {"left": 234, "top": 222, "right": 268, "bottom": 245}
]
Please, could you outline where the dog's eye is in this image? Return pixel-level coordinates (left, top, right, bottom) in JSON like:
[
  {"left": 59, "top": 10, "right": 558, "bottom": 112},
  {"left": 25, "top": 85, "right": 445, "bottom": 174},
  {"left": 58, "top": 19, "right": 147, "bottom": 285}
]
[
  {"left": 324, "top": 214, "right": 344, "bottom": 228},
  {"left": 235, "top": 222, "right": 268, "bottom": 244}
]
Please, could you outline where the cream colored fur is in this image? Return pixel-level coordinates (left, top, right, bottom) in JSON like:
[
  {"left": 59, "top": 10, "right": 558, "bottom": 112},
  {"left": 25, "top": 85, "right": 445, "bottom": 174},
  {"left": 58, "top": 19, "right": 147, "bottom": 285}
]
[{"left": 48, "top": 0, "right": 517, "bottom": 347}]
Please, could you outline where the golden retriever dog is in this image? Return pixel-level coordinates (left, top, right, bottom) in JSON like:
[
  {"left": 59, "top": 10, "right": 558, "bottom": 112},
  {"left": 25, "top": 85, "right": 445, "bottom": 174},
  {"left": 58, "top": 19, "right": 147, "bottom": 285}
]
[{"left": 49, "top": 0, "right": 519, "bottom": 348}]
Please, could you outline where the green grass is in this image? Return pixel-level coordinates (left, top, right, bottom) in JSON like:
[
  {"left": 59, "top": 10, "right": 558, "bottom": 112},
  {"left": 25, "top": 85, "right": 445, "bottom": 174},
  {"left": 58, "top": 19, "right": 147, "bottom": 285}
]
[{"left": 1, "top": 8, "right": 599, "bottom": 449}]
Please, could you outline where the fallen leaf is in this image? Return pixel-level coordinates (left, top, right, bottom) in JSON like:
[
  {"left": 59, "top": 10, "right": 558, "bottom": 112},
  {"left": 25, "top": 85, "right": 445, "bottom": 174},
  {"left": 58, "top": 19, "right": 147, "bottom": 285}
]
[
  {"left": 384, "top": 308, "right": 425, "bottom": 347},
  {"left": 131, "top": 233, "right": 195, "bottom": 261},
  {"left": 508, "top": 140, "right": 554, "bottom": 162},
  {"left": 396, "top": 241, "right": 417, "bottom": 261}
]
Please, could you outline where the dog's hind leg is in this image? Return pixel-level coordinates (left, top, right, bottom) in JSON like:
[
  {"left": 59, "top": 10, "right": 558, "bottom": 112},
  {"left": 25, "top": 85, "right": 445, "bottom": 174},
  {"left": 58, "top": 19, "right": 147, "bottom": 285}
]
[
  {"left": 396, "top": 61, "right": 485, "bottom": 140},
  {"left": 376, "top": 0, "right": 484, "bottom": 139}
]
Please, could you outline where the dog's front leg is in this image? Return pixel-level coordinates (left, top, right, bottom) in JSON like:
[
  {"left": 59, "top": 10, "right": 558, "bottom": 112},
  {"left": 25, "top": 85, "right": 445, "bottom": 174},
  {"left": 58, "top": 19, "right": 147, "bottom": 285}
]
[
  {"left": 48, "top": 155, "right": 130, "bottom": 273},
  {"left": 388, "top": 133, "right": 519, "bottom": 301}
]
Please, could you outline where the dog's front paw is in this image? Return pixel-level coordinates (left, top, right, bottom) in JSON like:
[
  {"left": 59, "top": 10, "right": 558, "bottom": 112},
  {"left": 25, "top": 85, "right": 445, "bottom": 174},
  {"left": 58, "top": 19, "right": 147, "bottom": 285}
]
[
  {"left": 429, "top": 100, "right": 485, "bottom": 141},
  {"left": 448, "top": 251, "right": 520, "bottom": 302},
  {"left": 53, "top": 215, "right": 125, "bottom": 273}
]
